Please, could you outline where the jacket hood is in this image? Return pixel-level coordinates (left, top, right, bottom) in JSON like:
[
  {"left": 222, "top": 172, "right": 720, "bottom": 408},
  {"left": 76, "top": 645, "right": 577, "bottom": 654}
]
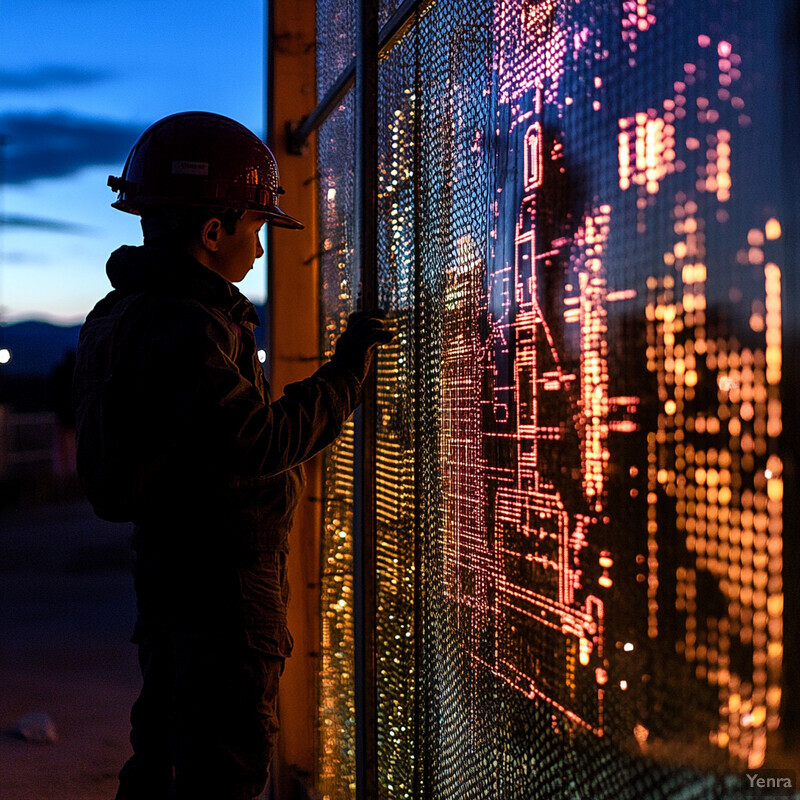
[
  {"left": 107, "top": 245, "right": 204, "bottom": 293},
  {"left": 104, "top": 245, "right": 259, "bottom": 325}
]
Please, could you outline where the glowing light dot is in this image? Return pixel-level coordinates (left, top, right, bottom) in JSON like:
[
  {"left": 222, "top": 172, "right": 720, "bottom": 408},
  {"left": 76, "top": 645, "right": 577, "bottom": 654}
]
[
  {"left": 623, "top": 642, "right": 634, "bottom": 652},
  {"left": 698, "top": 35, "right": 711, "bottom": 47},
  {"left": 620, "top": 680, "right": 629, "bottom": 690},
  {"left": 765, "top": 218, "right": 782, "bottom": 240},
  {"left": 0, "top": 348, "right": 10, "bottom": 365}
]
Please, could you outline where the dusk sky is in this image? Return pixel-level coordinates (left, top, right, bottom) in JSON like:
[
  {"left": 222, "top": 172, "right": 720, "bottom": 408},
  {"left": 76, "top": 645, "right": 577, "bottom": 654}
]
[{"left": 0, "top": 0, "right": 267, "bottom": 325}]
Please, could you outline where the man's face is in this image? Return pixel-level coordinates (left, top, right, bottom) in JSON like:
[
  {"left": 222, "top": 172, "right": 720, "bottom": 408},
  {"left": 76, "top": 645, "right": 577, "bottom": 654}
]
[{"left": 211, "top": 210, "right": 267, "bottom": 283}]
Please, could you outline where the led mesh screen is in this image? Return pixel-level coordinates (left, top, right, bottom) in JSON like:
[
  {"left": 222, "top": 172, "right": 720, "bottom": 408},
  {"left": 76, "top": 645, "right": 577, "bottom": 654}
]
[
  {"left": 318, "top": 95, "right": 358, "bottom": 800},
  {"left": 316, "top": 0, "right": 355, "bottom": 100},
  {"left": 316, "top": 0, "right": 796, "bottom": 797}
]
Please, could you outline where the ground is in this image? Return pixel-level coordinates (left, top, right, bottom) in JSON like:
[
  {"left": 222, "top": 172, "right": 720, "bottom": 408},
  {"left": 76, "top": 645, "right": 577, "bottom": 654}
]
[{"left": 0, "top": 499, "right": 140, "bottom": 800}]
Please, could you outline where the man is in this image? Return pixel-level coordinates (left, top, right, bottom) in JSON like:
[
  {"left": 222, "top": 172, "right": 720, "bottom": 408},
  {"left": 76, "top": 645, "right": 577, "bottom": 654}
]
[{"left": 72, "top": 111, "right": 391, "bottom": 800}]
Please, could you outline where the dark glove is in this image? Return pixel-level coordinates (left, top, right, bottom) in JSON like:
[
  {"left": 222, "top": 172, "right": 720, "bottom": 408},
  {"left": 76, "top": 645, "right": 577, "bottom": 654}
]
[{"left": 333, "top": 308, "right": 395, "bottom": 382}]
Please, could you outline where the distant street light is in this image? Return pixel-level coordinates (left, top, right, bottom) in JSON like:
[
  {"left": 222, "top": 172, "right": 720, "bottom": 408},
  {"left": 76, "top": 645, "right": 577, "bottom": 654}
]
[{"left": 0, "top": 348, "right": 11, "bottom": 365}]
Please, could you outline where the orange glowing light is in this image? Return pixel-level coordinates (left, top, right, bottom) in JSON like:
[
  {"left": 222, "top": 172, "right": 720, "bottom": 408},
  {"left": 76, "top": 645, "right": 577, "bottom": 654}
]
[{"left": 765, "top": 218, "right": 782, "bottom": 240}]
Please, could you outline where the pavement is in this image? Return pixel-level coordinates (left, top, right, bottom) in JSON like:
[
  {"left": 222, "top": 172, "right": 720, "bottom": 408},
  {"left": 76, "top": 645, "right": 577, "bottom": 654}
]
[{"left": 0, "top": 498, "right": 140, "bottom": 800}]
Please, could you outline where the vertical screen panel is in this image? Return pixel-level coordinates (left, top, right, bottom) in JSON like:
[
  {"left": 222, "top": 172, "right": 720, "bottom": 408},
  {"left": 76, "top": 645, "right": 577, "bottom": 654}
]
[
  {"left": 316, "top": 1, "right": 797, "bottom": 797},
  {"left": 317, "top": 95, "right": 358, "bottom": 800},
  {"left": 316, "top": 0, "right": 356, "bottom": 99},
  {"left": 415, "top": 5, "right": 501, "bottom": 796},
  {"left": 375, "top": 26, "right": 418, "bottom": 800}
]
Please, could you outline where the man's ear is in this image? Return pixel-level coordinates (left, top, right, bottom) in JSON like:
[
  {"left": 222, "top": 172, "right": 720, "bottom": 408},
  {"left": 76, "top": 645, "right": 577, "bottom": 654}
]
[{"left": 200, "top": 217, "right": 222, "bottom": 251}]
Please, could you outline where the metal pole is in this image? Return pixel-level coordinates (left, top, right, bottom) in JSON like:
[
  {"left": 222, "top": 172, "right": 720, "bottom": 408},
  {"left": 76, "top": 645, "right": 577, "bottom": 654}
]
[
  {"left": 353, "top": 0, "right": 379, "bottom": 797},
  {"left": 264, "top": 0, "right": 275, "bottom": 384}
]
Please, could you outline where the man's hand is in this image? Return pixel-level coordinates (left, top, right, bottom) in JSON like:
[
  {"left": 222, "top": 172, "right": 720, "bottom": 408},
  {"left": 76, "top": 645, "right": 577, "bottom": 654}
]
[{"left": 333, "top": 308, "right": 395, "bottom": 382}]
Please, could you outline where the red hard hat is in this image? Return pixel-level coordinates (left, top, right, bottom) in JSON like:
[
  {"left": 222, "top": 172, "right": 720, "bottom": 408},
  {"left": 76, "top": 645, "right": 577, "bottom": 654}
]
[{"left": 108, "top": 111, "right": 303, "bottom": 229}]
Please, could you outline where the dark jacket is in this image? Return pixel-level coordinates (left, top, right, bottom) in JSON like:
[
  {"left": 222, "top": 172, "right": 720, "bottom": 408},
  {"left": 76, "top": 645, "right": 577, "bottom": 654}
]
[{"left": 73, "top": 245, "right": 361, "bottom": 650}]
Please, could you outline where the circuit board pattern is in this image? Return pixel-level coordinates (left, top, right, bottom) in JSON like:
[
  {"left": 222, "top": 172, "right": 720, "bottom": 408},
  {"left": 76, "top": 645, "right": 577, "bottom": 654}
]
[{"left": 314, "top": 0, "right": 792, "bottom": 796}]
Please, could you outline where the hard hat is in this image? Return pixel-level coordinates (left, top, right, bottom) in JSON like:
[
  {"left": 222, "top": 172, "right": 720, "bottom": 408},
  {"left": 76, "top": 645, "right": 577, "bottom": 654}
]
[{"left": 108, "top": 111, "right": 303, "bottom": 229}]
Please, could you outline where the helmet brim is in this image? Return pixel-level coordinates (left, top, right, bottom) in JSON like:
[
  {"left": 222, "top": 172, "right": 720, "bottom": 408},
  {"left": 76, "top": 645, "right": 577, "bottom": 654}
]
[{"left": 263, "top": 206, "right": 305, "bottom": 230}]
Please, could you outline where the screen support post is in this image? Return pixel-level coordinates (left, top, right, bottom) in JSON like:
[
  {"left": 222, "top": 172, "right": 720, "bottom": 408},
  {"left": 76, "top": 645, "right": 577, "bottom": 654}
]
[{"left": 352, "top": 0, "right": 379, "bottom": 798}]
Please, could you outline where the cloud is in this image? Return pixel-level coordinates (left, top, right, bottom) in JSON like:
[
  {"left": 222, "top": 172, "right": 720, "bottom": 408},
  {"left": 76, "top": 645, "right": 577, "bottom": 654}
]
[
  {"left": 0, "top": 112, "right": 144, "bottom": 185},
  {"left": 2, "top": 251, "right": 45, "bottom": 265},
  {"left": 1, "top": 213, "right": 95, "bottom": 235},
  {"left": 0, "top": 66, "right": 110, "bottom": 91}
]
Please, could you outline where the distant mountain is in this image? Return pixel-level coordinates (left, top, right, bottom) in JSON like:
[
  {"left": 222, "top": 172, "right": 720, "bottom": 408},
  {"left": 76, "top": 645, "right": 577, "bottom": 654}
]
[{"left": 0, "top": 320, "right": 82, "bottom": 376}]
